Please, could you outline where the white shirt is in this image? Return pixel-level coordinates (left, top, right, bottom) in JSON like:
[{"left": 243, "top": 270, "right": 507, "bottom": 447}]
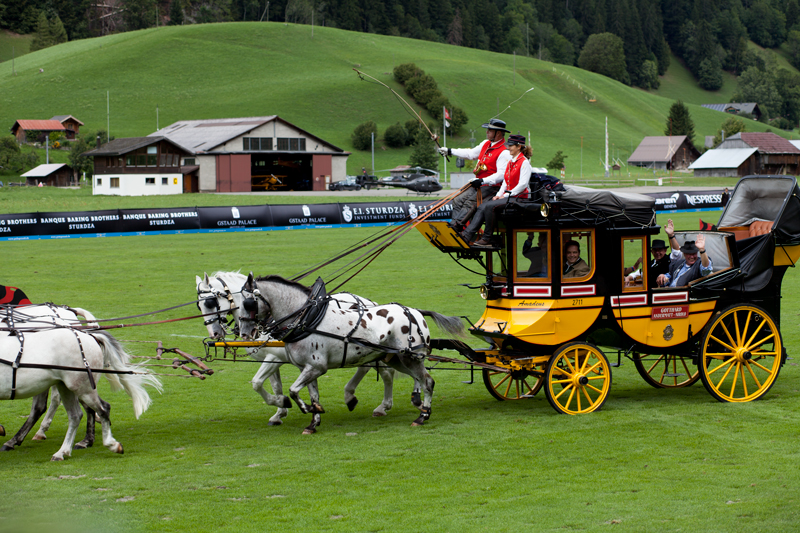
[
  {"left": 450, "top": 140, "right": 511, "bottom": 186},
  {"left": 496, "top": 154, "right": 532, "bottom": 197}
]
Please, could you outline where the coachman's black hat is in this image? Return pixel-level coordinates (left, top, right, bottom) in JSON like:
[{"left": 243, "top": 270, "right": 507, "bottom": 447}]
[
  {"left": 481, "top": 118, "right": 511, "bottom": 133},
  {"left": 651, "top": 239, "right": 667, "bottom": 249}
]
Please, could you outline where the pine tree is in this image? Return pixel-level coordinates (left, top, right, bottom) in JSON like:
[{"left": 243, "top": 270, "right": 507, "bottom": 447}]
[
  {"left": 665, "top": 100, "right": 696, "bottom": 147},
  {"left": 29, "top": 12, "right": 53, "bottom": 52},
  {"left": 49, "top": 15, "right": 68, "bottom": 45},
  {"left": 169, "top": 0, "right": 184, "bottom": 25},
  {"left": 409, "top": 127, "right": 438, "bottom": 171}
]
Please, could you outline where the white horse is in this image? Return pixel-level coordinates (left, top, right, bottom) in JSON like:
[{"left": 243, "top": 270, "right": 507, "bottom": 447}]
[
  {"left": 0, "top": 318, "right": 161, "bottom": 460},
  {"left": 238, "top": 273, "right": 465, "bottom": 434},
  {"left": 197, "top": 272, "right": 411, "bottom": 423},
  {"left": 0, "top": 304, "right": 107, "bottom": 450}
]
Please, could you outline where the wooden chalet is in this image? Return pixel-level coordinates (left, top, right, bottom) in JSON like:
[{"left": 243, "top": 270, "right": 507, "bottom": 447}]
[
  {"left": 10, "top": 120, "right": 65, "bottom": 144},
  {"left": 50, "top": 115, "right": 84, "bottom": 140},
  {"left": 21, "top": 163, "right": 74, "bottom": 187},
  {"left": 690, "top": 132, "right": 800, "bottom": 177},
  {"left": 627, "top": 136, "right": 699, "bottom": 171}
]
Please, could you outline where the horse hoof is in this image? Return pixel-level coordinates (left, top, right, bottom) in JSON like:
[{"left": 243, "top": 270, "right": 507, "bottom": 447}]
[
  {"left": 32, "top": 434, "right": 46, "bottom": 441},
  {"left": 268, "top": 420, "right": 283, "bottom": 426},
  {"left": 1, "top": 445, "right": 14, "bottom": 452},
  {"left": 114, "top": 443, "right": 124, "bottom": 454},
  {"left": 372, "top": 411, "right": 387, "bottom": 417},
  {"left": 75, "top": 440, "right": 93, "bottom": 449},
  {"left": 346, "top": 397, "right": 359, "bottom": 411},
  {"left": 51, "top": 455, "right": 65, "bottom": 461},
  {"left": 411, "top": 421, "right": 424, "bottom": 426},
  {"left": 282, "top": 397, "right": 292, "bottom": 409},
  {"left": 311, "top": 402, "right": 326, "bottom": 414},
  {"left": 302, "top": 428, "right": 316, "bottom": 435}
]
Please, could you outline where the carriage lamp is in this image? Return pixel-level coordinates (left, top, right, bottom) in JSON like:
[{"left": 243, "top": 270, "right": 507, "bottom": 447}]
[
  {"left": 540, "top": 203, "right": 550, "bottom": 218},
  {"left": 480, "top": 284, "right": 489, "bottom": 300}
]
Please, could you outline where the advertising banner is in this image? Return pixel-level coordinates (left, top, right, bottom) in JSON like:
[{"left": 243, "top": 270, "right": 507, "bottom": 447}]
[
  {"left": 401, "top": 199, "right": 452, "bottom": 220},
  {"left": 649, "top": 190, "right": 724, "bottom": 211},
  {"left": 197, "top": 205, "right": 272, "bottom": 232},
  {"left": 119, "top": 207, "right": 202, "bottom": 233},
  {"left": 338, "top": 202, "right": 409, "bottom": 224},
  {"left": 0, "top": 212, "right": 40, "bottom": 239},
  {"left": 270, "top": 203, "right": 342, "bottom": 227},
  {"left": 37, "top": 210, "right": 121, "bottom": 236}
]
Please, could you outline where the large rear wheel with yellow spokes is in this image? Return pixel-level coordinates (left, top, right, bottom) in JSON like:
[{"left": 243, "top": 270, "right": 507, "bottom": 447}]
[
  {"left": 545, "top": 342, "right": 612, "bottom": 414},
  {"left": 699, "top": 304, "right": 784, "bottom": 403}
]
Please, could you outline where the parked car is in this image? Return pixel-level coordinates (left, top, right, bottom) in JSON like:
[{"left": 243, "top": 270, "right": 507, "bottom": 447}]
[{"left": 329, "top": 176, "right": 361, "bottom": 191}]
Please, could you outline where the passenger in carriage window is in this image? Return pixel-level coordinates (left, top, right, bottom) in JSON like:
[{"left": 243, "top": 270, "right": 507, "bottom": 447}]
[
  {"left": 657, "top": 234, "right": 712, "bottom": 287},
  {"left": 563, "top": 240, "right": 590, "bottom": 278},
  {"left": 522, "top": 232, "right": 548, "bottom": 277}
]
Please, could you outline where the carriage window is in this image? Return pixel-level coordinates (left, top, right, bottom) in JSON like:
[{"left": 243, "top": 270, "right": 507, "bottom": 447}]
[
  {"left": 516, "top": 230, "right": 549, "bottom": 280},
  {"left": 561, "top": 230, "right": 594, "bottom": 282},
  {"left": 488, "top": 233, "right": 508, "bottom": 280},
  {"left": 622, "top": 237, "right": 646, "bottom": 291}
]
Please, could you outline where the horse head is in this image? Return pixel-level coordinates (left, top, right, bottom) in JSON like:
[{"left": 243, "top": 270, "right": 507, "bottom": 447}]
[
  {"left": 238, "top": 272, "right": 269, "bottom": 340},
  {"left": 195, "top": 272, "right": 230, "bottom": 340}
]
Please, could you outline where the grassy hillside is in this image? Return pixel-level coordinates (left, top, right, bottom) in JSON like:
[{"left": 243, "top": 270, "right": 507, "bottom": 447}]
[
  {"left": 0, "top": 29, "right": 31, "bottom": 63},
  {"left": 0, "top": 23, "right": 786, "bottom": 177},
  {"left": 650, "top": 52, "right": 739, "bottom": 105}
]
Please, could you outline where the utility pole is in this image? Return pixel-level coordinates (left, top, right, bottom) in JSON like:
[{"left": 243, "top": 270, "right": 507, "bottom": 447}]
[{"left": 371, "top": 132, "right": 375, "bottom": 173}]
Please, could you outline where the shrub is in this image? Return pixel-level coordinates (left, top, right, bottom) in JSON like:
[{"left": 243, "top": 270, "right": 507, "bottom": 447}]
[
  {"left": 393, "top": 63, "right": 421, "bottom": 84},
  {"left": 384, "top": 123, "right": 408, "bottom": 148},
  {"left": 351, "top": 121, "right": 378, "bottom": 151}
]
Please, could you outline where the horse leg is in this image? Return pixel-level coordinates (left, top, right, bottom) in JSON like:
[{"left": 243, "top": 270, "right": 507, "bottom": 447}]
[
  {"left": 344, "top": 366, "right": 368, "bottom": 412},
  {"left": 288, "top": 366, "right": 325, "bottom": 434},
  {"left": 51, "top": 385, "right": 82, "bottom": 461},
  {"left": 251, "top": 356, "right": 290, "bottom": 426},
  {"left": 2, "top": 391, "right": 49, "bottom": 451},
  {"left": 33, "top": 385, "right": 61, "bottom": 441},
  {"left": 388, "top": 358, "right": 435, "bottom": 426},
  {"left": 78, "top": 393, "right": 122, "bottom": 456},
  {"left": 410, "top": 379, "right": 423, "bottom": 409},
  {"left": 375, "top": 365, "right": 397, "bottom": 416},
  {"left": 74, "top": 406, "right": 96, "bottom": 449},
  {"left": 304, "top": 379, "right": 323, "bottom": 435}
]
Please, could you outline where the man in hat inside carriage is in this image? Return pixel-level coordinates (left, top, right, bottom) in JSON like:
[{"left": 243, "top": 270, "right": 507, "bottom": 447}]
[
  {"left": 439, "top": 118, "right": 512, "bottom": 232},
  {"left": 657, "top": 233, "right": 713, "bottom": 287}
]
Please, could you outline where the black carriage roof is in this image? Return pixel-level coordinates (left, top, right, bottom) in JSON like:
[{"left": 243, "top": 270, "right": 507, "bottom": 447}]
[{"left": 514, "top": 185, "right": 657, "bottom": 228}]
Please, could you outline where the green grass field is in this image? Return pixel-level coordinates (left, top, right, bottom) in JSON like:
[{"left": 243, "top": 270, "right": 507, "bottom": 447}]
[
  {"left": 1, "top": 203, "right": 799, "bottom": 531},
  {"left": 0, "top": 30, "right": 31, "bottom": 64},
  {"left": 0, "top": 22, "right": 788, "bottom": 181}
]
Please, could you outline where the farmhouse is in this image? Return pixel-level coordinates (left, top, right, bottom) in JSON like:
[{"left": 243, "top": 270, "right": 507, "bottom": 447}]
[
  {"left": 82, "top": 137, "right": 195, "bottom": 196},
  {"left": 50, "top": 115, "right": 84, "bottom": 140},
  {"left": 10, "top": 120, "right": 65, "bottom": 144},
  {"left": 701, "top": 103, "right": 762, "bottom": 121},
  {"left": 149, "top": 116, "right": 349, "bottom": 193},
  {"left": 627, "top": 136, "right": 699, "bottom": 170},
  {"left": 21, "top": 163, "right": 74, "bottom": 187},
  {"left": 690, "top": 132, "right": 800, "bottom": 177}
]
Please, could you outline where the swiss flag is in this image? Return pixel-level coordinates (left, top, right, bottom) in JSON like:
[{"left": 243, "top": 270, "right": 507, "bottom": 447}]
[{"left": 444, "top": 108, "right": 451, "bottom": 120}]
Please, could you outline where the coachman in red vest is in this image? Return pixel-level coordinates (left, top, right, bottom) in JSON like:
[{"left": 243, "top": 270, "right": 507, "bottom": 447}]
[{"left": 440, "top": 119, "right": 512, "bottom": 232}]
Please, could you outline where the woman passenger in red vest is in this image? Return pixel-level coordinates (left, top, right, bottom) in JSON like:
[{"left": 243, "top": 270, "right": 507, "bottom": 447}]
[{"left": 461, "top": 134, "right": 532, "bottom": 247}]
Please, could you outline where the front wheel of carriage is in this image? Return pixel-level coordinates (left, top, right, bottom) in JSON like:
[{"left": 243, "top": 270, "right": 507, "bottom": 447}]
[
  {"left": 633, "top": 353, "right": 700, "bottom": 389},
  {"left": 698, "top": 304, "right": 784, "bottom": 403},
  {"left": 544, "top": 342, "right": 612, "bottom": 415},
  {"left": 482, "top": 368, "right": 544, "bottom": 400}
]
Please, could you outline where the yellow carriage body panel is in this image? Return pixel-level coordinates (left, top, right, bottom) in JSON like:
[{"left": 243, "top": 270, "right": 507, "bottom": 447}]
[
  {"left": 774, "top": 244, "right": 800, "bottom": 266},
  {"left": 475, "top": 297, "right": 604, "bottom": 346},
  {"left": 612, "top": 300, "right": 716, "bottom": 347},
  {"left": 416, "top": 221, "right": 469, "bottom": 249}
]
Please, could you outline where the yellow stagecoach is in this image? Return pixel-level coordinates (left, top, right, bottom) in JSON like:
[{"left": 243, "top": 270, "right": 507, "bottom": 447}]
[{"left": 418, "top": 175, "right": 800, "bottom": 414}]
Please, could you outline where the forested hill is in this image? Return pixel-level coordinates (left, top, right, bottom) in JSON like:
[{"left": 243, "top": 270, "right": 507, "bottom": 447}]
[{"left": 4, "top": 0, "right": 800, "bottom": 100}]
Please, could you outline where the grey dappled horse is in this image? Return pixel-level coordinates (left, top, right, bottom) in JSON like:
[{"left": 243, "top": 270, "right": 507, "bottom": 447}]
[{"left": 237, "top": 273, "right": 465, "bottom": 434}]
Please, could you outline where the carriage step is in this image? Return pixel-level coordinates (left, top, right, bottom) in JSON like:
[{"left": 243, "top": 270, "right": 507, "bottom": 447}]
[
  {"left": 609, "top": 362, "right": 621, "bottom": 367},
  {"left": 663, "top": 373, "right": 686, "bottom": 377}
]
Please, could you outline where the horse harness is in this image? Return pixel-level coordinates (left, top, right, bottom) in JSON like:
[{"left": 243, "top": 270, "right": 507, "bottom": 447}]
[
  {"left": 1, "top": 305, "right": 97, "bottom": 399},
  {"left": 198, "top": 277, "right": 239, "bottom": 334},
  {"left": 244, "top": 279, "right": 429, "bottom": 366}
]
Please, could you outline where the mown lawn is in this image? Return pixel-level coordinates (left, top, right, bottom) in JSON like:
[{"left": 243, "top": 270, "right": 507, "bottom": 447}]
[{"left": 1, "top": 207, "right": 799, "bottom": 532}]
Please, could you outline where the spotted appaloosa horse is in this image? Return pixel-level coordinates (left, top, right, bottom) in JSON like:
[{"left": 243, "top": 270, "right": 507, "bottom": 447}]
[
  {"left": 237, "top": 273, "right": 465, "bottom": 434},
  {"left": 196, "top": 272, "right": 415, "bottom": 422}
]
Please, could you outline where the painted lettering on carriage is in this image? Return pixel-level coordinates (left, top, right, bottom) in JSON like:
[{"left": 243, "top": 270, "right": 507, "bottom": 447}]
[
  {"left": 518, "top": 301, "right": 546, "bottom": 307},
  {"left": 651, "top": 305, "right": 689, "bottom": 320}
]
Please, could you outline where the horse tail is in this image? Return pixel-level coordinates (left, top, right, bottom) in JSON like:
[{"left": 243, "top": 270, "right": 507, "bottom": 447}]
[
  {"left": 71, "top": 308, "right": 124, "bottom": 390},
  {"left": 418, "top": 310, "right": 468, "bottom": 340},
  {"left": 92, "top": 331, "right": 162, "bottom": 419}
]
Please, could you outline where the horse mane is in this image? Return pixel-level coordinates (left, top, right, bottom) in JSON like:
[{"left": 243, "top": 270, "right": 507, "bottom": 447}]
[
  {"left": 255, "top": 275, "right": 311, "bottom": 295},
  {"left": 211, "top": 271, "right": 246, "bottom": 285}
]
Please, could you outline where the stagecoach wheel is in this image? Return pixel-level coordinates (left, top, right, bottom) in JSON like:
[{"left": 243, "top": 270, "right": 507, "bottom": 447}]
[
  {"left": 545, "top": 343, "right": 612, "bottom": 415},
  {"left": 482, "top": 368, "right": 543, "bottom": 400},
  {"left": 699, "top": 304, "right": 783, "bottom": 403},
  {"left": 633, "top": 353, "right": 700, "bottom": 389}
]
